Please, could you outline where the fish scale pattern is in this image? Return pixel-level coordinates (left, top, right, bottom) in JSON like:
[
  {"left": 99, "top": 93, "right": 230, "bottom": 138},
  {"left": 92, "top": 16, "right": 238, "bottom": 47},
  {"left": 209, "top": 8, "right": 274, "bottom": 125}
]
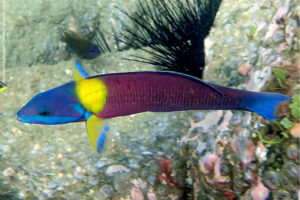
[{"left": 96, "top": 72, "right": 245, "bottom": 118}]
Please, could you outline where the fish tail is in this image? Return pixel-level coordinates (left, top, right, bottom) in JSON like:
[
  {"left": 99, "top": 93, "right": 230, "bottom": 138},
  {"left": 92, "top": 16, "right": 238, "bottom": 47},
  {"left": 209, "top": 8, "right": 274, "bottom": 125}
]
[{"left": 243, "top": 92, "right": 292, "bottom": 120}]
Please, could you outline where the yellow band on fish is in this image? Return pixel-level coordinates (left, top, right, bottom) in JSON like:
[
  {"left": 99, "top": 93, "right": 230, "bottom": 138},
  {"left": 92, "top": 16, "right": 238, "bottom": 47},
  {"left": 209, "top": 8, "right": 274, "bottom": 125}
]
[
  {"left": 0, "top": 86, "right": 7, "bottom": 93},
  {"left": 75, "top": 78, "right": 107, "bottom": 114}
]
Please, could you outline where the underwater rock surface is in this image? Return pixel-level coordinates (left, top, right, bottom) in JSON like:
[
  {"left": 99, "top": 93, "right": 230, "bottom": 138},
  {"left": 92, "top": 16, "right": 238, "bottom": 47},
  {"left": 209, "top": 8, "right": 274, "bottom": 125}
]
[{"left": 0, "top": 0, "right": 299, "bottom": 199}]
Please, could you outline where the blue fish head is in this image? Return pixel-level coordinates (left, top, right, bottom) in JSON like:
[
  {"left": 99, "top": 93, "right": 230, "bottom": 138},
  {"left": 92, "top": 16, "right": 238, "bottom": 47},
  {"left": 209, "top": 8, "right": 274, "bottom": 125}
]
[
  {"left": 17, "top": 82, "right": 86, "bottom": 124},
  {"left": 84, "top": 44, "right": 101, "bottom": 59}
]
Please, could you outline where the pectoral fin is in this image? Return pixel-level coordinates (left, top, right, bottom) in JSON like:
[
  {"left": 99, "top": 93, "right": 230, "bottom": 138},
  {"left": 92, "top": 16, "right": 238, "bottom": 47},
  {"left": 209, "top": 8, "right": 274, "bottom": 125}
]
[
  {"left": 74, "top": 61, "right": 108, "bottom": 114},
  {"left": 86, "top": 114, "right": 109, "bottom": 153}
]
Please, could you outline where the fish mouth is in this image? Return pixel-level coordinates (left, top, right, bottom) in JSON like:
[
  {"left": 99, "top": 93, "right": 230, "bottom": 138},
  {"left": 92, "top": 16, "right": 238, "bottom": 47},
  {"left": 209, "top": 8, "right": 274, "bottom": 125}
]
[
  {"left": 16, "top": 110, "right": 30, "bottom": 123},
  {"left": 17, "top": 112, "right": 26, "bottom": 123},
  {"left": 17, "top": 116, "right": 23, "bottom": 121}
]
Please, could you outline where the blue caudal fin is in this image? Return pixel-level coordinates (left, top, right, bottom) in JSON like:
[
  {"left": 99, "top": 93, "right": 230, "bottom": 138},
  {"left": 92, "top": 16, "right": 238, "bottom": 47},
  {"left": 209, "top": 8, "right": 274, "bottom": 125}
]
[{"left": 244, "top": 92, "right": 292, "bottom": 120}]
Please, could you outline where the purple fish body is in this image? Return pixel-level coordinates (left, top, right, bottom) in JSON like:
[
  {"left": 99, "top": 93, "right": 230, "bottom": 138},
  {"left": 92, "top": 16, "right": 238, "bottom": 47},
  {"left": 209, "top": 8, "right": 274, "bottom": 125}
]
[{"left": 98, "top": 72, "right": 247, "bottom": 118}]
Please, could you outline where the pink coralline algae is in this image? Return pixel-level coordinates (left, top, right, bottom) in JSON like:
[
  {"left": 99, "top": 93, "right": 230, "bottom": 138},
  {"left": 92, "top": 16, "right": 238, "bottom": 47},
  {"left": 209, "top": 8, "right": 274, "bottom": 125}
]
[{"left": 250, "top": 179, "right": 270, "bottom": 200}]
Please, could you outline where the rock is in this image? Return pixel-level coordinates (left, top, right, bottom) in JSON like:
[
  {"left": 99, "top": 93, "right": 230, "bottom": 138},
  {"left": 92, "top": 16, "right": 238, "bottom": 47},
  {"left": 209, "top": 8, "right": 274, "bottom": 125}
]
[
  {"left": 131, "top": 187, "right": 144, "bottom": 200},
  {"left": 47, "top": 181, "right": 58, "bottom": 189},
  {"left": 283, "top": 162, "right": 299, "bottom": 184},
  {"left": 286, "top": 144, "right": 298, "bottom": 160},
  {"left": 147, "top": 192, "right": 158, "bottom": 200},
  {"left": 2, "top": 167, "right": 16, "bottom": 177},
  {"left": 255, "top": 141, "right": 268, "bottom": 163},
  {"left": 190, "top": 111, "right": 223, "bottom": 131},
  {"left": 264, "top": 171, "right": 280, "bottom": 189},
  {"left": 273, "top": 189, "right": 291, "bottom": 200},
  {"left": 100, "top": 185, "right": 113, "bottom": 198},
  {"left": 113, "top": 173, "right": 131, "bottom": 195},
  {"left": 106, "top": 165, "right": 130, "bottom": 176},
  {"left": 192, "top": 112, "right": 205, "bottom": 122}
]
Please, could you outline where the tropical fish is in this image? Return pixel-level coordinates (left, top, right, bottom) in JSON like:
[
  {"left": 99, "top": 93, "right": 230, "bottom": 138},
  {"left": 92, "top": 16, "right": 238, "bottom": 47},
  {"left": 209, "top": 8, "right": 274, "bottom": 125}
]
[
  {"left": 0, "top": 81, "right": 7, "bottom": 92},
  {"left": 63, "top": 27, "right": 111, "bottom": 59},
  {"left": 17, "top": 62, "right": 291, "bottom": 152}
]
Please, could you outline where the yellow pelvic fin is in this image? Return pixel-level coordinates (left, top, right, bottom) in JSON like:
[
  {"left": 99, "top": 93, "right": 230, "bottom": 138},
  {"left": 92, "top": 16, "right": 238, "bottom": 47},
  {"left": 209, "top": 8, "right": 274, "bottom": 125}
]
[{"left": 86, "top": 115, "right": 104, "bottom": 150}]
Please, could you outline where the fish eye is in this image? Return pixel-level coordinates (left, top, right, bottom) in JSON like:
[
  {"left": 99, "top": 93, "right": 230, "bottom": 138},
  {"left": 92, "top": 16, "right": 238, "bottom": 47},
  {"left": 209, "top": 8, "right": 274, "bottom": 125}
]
[{"left": 38, "top": 107, "right": 52, "bottom": 116}]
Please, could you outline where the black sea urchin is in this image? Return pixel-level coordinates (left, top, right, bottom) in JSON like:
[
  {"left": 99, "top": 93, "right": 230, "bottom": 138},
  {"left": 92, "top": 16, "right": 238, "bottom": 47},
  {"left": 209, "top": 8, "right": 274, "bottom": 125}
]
[{"left": 118, "top": 0, "right": 222, "bottom": 79}]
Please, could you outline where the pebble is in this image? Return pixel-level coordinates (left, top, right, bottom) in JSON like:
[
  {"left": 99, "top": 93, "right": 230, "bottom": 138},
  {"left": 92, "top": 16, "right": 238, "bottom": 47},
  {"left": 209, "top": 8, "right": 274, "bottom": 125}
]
[
  {"left": 0, "top": 144, "right": 11, "bottom": 153},
  {"left": 100, "top": 185, "right": 114, "bottom": 198},
  {"left": 283, "top": 162, "right": 299, "bottom": 183},
  {"left": 3, "top": 167, "right": 16, "bottom": 177},
  {"left": 273, "top": 189, "right": 291, "bottom": 200},
  {"left": 106, "top": 165, "right": 130, "bottom": 176},
  {"left": 147, "top": 192, "right": 158, "bottom": 200},
  {"left": 238, "top": 64, "right": 252, "bottom": 76},
  {"left": 255, "top": 141, "right": 268, "bottom": 163},
  {"left": 230, "top": 112, "right": 243, "bottom": 125},
  {"left": 76, "top": 166, "right": 86, "bottom": 174},
  {"left": 19, "top": 190, "right": 35, "bottom": 199},
  {"left": 217, "top": 111, "right": 233, "bottom": 132},
  {"left": 264, "top": 171, "right": 280, "bottom": 189},
  {"left": 190, "top": 111, "right": 223, "bottom": 132},
  {"left": 47, "top": 181, "right": 58, "bottom": 189},
  {"left": 286, "top": 144, "right": 298, "bottom": 160},
  {"left": 131, "top": 187, "right": 144, "bottom": 200},
  {"left": 94, "top": 158, "right": 113, "bottom": 169},
  {"left": 129, "top": 160, "right": 140, "bottom": 169},
  {"left": 192, "top": 112, "right": 205, "bottom": 122},
  {"left": 147, "top": 175, "right": 158, "bottom": 186},
  {"left": 246, "top": 66, "right": 272, "bottom": 91},
  {"left": 132, "top": 179, "right": 147, "bottom": 189},
  {"left": 88, "top": 177, "right": 99, "bottom": 186},
  {"left": 113, "top": 173, "right": 131, "bottom": 194},
  {"left": 273, "top": 30, "right": 285, "bottom": 43},
  {"left": 141, "top": 151, "right": 153, "bottom": 156}
]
